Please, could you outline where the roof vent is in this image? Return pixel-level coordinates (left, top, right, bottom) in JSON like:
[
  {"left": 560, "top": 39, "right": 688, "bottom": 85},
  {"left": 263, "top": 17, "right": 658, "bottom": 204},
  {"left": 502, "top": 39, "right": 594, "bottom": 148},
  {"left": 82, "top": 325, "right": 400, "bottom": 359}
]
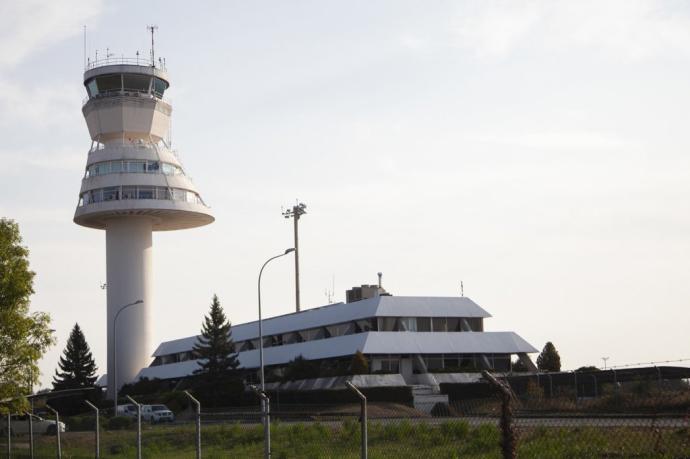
[{"left": 345, "top": 273, "right": 391, "bottom": 303}]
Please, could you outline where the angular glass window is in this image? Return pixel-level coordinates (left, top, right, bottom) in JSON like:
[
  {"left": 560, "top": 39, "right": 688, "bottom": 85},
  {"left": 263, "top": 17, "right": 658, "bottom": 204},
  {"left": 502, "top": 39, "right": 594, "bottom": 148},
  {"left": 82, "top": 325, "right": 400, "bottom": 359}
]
[
  {"left": 161, "top": 163, "right": 176, "bottom": 175},
  {"left": 127, "top": 161, "right": 146, "bottom": 173},
  {"left": 432, "top": 317, "right": 447, "bottom": 332},
  {"left": 96, "top": 74, "right": 122, "bottom": 93},
  {"left": 102, "top": 186, "right": 119, "bottom": 201},
  {"left": 93, "top": 162, "right": 110, "bottom": 175},
  {"left": 153, "top": 77, "right": 168, "bottom": 97},
  {"left": 399, "top": 317, "right": 417, "bottom": 332},
  {"left": 157, "top": 188, "right": 171, "bottom": 200},
  {"left": 417, "top": 317, "right": 431, "bottom": 332},
  {"left": 122, "top": 186, "right": 137, "bottom": 200},
  {"left": 447, "top": 318, "right": 461, "bottom": 332},
  {"left": 379, "top": 317, "right": 399, "bottom": 332},
  {"left": 122, "top": 74, "right": 151, "bottom": 93},
  {"left": 110, "top": 161, "right": 124, "bottom": 173},
  {"left": 86, "top": 79, "right": 98, "bottom": 97},
  {"left": 356, "top": 318, "right": 377, "bottom": 332},
  {"left": 171, "top": 189, "right": 186, "bottom": 201},
  {"left": 282, "top": 332, "right": 302, "bottom": 345},
  {"left": 138, "top": 187, "right": 155, "bottom": 199}
]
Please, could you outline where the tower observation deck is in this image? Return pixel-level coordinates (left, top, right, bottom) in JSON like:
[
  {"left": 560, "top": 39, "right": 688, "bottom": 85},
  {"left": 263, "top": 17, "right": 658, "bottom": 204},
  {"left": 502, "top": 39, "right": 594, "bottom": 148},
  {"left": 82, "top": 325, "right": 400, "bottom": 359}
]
[{"left": 74, "top": 56, "right": 214, "bottom": 399}]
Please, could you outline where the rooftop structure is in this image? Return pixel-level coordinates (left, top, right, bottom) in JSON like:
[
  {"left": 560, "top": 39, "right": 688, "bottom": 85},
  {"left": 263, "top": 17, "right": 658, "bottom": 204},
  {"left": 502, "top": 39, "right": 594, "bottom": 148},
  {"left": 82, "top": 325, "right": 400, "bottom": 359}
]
[{"left": 74, "top": 55, "right": 214, "bottom": 398}]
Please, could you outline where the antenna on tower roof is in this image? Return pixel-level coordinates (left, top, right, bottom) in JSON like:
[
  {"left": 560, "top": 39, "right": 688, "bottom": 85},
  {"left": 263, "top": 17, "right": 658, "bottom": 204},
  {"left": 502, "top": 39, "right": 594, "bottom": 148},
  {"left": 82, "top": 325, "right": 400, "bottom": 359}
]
[
  {"left": 147, "top": 24, "right": 158, "bottom": 67},
  {"left": 460, "top": 281, "right": 464, "bottom": 297}
]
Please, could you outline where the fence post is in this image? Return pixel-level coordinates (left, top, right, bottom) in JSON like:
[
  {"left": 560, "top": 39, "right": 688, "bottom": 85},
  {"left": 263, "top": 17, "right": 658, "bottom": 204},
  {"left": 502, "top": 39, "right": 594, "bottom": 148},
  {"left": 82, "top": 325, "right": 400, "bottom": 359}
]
[
  {"left": 24, "top": 411, "right": 34, "bottom": 459},
  {"left": 45, "top": 405, "right": 61, "bottom": 459},
  {"left": 6, "top": 412, "right": 10, "bottom": 458},
  {"left": 482, "top": 371, "right": 516, "bottom": 459},
  {"left": 125, "top": 396, "right": 141, "bottom": 459},
  {"left": 250, "top": 385, "right": 270, "bottom": 459},
  {"left": 84, "top": 401, "right": 100, "bottom": 458},
  {"left": 345, "top": 381, "right": 368, "bottom": 459},
  {"left": 184, "top": 391, "right": 201, "bottom": 459}
]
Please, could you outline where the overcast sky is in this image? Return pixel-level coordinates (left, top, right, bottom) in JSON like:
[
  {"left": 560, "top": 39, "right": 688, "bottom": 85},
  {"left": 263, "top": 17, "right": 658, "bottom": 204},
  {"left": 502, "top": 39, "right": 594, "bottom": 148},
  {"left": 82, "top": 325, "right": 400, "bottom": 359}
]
[{"left": 1, "top": 0, "right": 689, "bottom": 388}]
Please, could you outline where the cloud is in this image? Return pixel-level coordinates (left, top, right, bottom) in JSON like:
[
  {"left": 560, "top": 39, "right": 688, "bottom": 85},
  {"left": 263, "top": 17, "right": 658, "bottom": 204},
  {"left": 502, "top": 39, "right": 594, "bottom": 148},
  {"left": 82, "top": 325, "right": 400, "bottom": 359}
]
[
  {"left": 0, "top": 78, "right": 83, "bottom": 127},
  {"left": 0, "top": 0, "right": 103, "bottom": 68},
  {"left": 452, "top": 0, "right": 690, "bottom": 59}
]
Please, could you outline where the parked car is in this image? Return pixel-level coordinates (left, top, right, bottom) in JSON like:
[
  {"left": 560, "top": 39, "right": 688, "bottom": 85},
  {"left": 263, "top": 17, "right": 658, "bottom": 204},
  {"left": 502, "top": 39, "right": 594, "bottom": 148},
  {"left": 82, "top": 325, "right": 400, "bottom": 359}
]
[
  {"left": 0, "top": 414, "right": 66, "bottom": 435},
  {"left": 116, "top": 404, "right": 138, "bottom": 418},
  {"left": 142, "top": 404, "right": 175, "bottom": 423}
]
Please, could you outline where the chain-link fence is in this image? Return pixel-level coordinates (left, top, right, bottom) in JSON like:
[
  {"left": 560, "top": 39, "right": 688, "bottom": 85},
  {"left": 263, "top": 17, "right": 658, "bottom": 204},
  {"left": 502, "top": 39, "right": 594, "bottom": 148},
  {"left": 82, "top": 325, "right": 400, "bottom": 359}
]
[{"left": 1, "top": 375, "right": 689, "bottom": 458}]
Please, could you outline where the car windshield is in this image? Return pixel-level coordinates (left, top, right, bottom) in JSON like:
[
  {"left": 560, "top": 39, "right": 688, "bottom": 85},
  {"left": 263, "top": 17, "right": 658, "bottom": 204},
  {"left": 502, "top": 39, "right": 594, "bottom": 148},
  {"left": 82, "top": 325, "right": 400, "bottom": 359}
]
[{"left": 152, "top": 405, "right": 168, "bottom": 411}]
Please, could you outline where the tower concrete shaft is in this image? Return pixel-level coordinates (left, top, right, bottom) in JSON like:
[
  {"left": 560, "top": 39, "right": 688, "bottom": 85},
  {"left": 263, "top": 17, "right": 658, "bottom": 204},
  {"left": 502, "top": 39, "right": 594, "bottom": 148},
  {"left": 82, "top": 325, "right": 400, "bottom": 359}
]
[{"left": 74, "top": 57, "right": 214, "bottom": 399}]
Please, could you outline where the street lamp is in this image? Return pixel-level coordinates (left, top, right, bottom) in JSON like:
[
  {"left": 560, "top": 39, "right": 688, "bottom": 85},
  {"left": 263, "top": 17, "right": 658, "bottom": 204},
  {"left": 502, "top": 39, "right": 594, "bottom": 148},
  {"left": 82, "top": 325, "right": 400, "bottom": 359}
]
[
  {"left": 256, "top": 248, "right": 294, "bottom": 459},
  {"left": 257, "top": 248, "right": 294, "bottom": 391},
  {"left": 112, "top": 299, "right": 143, "bottom": 415},
  {"left": 601, "top": 357, "right": 609, "bottom": 370}
]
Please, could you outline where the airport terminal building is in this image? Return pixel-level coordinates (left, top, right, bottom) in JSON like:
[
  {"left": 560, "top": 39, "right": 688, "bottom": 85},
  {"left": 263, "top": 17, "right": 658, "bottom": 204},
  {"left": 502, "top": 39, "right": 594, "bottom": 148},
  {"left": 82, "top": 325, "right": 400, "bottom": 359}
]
[{"left": 135, "top": 285, "right": 538, "bottom": 387}]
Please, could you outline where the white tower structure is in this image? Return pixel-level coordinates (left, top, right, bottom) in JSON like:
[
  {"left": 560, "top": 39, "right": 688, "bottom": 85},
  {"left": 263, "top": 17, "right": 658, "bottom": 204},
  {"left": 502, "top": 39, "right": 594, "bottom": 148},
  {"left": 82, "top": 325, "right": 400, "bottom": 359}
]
[{"left": 74, "top": 54, "right": 214, "bottom": 398}]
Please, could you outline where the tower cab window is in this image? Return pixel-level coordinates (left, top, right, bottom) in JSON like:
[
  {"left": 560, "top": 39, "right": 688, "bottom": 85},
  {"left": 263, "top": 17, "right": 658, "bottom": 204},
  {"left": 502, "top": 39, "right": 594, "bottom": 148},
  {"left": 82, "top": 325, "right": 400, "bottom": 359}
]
[{"left": 85, "top": 74, "right": 168, "bottom": 99}]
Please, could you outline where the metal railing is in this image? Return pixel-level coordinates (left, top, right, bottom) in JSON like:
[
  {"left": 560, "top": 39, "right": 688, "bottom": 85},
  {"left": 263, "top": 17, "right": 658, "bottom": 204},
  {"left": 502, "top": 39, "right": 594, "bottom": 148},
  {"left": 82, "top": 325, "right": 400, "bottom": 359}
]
[{"left": 85, "top": 56, "right": 166, "bottom": 71}]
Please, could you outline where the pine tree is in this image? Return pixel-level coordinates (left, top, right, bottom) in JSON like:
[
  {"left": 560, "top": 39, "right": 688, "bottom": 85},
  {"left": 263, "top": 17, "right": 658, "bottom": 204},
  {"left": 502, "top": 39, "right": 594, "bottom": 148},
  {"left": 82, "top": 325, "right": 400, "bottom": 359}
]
[
  {"left": 52, "top": 323, "right": 97, "bottom": 390},
  {"left": 193, "top": 295, "right": 239, "bottom": 387},
  {"left": 350, "top": 350, "right": 369, "bottom": 375},
  {"left": 536, "top": 341, "right": 562, "bottom": 372}
]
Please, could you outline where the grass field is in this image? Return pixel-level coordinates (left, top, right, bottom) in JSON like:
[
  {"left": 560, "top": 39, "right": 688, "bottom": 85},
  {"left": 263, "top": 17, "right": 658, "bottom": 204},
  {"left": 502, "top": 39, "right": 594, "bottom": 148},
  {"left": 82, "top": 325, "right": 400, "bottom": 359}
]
[{"left": 2, "top": 419, "right": 689, "bottom": 458}]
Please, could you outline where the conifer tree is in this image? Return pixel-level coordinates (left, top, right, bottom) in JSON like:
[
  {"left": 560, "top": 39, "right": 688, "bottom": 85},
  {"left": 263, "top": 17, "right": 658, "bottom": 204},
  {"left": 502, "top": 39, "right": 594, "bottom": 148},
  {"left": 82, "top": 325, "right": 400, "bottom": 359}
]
[
  {"left": 536, "top": 341, "right": 562, "bottom": 372},
  {"left": 52, "top": 323, "right": 97, "bottom": 390},
  {"left": 193, "top": 295, "right": 239, "bottom": 382}
]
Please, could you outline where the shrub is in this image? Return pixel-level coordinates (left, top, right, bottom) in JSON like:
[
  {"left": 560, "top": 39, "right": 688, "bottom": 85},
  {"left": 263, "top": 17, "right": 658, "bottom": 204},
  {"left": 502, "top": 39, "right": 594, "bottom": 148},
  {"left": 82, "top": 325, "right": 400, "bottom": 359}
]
[{"left": 107, "top": 416, "right": 133, "bottom": 430}]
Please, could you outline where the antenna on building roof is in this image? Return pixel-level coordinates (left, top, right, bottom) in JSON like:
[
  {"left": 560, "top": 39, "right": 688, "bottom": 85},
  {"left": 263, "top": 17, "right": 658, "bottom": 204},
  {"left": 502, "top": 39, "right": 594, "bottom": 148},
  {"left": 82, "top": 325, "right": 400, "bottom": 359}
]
[
  {"left": 460, "top": 281, "right": 464, "bottom": 297},
  {"left": 147, "top": 24, "right": 158, "bottom": 66}
]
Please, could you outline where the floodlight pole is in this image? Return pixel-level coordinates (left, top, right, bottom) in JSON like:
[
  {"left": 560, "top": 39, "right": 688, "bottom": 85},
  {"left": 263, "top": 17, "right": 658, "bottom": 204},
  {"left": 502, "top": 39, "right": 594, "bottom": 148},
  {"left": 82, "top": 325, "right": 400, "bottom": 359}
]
[{"left": 282, "top": 203, "right": 306, "bottom": 312}]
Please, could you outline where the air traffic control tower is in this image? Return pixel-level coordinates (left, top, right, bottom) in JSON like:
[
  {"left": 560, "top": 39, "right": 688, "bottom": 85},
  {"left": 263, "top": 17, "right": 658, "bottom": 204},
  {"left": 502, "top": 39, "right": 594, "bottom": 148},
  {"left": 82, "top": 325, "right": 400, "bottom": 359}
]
[{"left": 74, "top": 54, "right": 214, "bottom": 398}]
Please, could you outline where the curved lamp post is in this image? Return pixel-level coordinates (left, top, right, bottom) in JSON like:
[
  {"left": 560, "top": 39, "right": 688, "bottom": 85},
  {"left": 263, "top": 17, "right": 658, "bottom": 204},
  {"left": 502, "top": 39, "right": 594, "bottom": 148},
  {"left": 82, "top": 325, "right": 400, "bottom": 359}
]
[
  {"left": 257, "top": 248, "right": 294, "bottom": 391},
  {"left": 112, "top": 299, "right": 143, "bottom": 415},
  {"left": 257, "top": 248, "right": 294, "bottom": 459}
]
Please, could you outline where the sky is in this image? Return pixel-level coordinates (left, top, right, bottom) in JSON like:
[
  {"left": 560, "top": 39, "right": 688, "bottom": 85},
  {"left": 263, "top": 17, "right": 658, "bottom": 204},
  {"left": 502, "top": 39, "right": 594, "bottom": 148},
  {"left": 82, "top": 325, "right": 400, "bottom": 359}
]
[{"left": 1, "top": 0, "right": 689, "bottom": 388}]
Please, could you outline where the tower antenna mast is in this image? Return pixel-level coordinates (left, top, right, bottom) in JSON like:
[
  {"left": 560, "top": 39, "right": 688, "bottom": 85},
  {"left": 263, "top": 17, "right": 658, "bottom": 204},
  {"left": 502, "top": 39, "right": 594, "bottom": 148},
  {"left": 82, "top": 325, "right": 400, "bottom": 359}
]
[
  {"left": 282, "top": 202, "right": 307, "bottom": 312},
  {"left": 147, "top": 25, "right": 158, "bottom": 66}
]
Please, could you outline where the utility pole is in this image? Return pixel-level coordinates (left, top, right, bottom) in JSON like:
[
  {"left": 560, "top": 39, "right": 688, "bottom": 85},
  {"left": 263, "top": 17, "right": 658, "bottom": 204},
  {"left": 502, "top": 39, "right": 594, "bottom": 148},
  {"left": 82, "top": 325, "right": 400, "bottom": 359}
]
[{"left": 283, "top": 202, "right": 307, "bottom": 312}]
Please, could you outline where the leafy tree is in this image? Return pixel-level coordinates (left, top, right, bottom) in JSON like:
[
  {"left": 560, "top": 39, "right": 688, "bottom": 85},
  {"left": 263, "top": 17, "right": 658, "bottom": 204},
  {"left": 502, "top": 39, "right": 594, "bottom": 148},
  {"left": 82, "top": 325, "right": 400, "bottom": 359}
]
[
  {"left": 52, "top": 323, "right": 97, "bottom": 390},
  {"left": 576, "top": 366, "right": 599, "bottom": 373},
  {"left": 192, "top": 295, "right": 241, "bottom": 404},
  {"left": 536, "top": 342, "right": 561, "bottom": 372},
  {"left": 0, "top": 218, "right": 55, "bottom": 413},
  {"left": 350, "top": 350, "right": 369, "bottom": 375}
]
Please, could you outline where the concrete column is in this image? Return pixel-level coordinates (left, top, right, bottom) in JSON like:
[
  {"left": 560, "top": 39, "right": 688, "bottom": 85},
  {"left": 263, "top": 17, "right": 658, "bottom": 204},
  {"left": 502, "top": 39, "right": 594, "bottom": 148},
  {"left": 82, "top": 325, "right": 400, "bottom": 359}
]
[{"left": 106, "top": 218, "right": 153, "bottom": 399}]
